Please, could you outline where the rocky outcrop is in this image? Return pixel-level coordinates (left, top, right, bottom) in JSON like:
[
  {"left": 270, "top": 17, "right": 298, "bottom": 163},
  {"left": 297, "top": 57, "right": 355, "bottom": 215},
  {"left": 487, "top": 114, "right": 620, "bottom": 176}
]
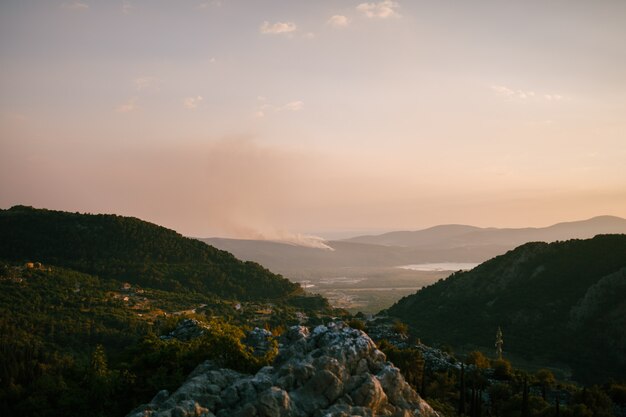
[
  {"left": 244, "top": 327, "right": 274, "bottom": 357},
  {"left": 128, "top": 322, "right": 438, "bottom": 417},
  {"left": 160, "top": 319, "right": 210, "bottom": 341},
  {"left": 414, "top": 344, "right": 460, "bottom": 373}
]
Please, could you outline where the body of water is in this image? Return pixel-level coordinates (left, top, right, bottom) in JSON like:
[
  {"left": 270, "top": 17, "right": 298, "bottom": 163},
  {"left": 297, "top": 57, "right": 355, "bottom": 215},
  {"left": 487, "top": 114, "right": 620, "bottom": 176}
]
[{"left": 397, "top": 262, "right": 480, "bottom": 272}]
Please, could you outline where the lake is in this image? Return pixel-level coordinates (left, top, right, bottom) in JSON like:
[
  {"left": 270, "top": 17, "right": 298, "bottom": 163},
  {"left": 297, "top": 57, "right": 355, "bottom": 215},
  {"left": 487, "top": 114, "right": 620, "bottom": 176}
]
[{"left": 397, "top": 262, "right": 480, "bottom": 272}]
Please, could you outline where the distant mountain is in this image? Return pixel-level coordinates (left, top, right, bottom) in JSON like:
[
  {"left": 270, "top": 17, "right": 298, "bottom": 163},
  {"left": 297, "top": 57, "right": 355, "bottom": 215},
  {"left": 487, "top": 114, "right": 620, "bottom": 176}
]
[
  {"left": 0, "top": 205, "right": 301, "bottom": 300},
  {"left": 203, "top": 216, "right": 626, "bottom": 274},
  {"left": 344, "top": 224, "right": 484, "bottom": 247},
  {"left": 385, "top": 234, "right": 626, "bottom": 383},
  {"left": 345, "top": 215, "right": 626, "bottom": 248},
  {"left": 200, "top": 238, "right": 497, "bottom": 273}
]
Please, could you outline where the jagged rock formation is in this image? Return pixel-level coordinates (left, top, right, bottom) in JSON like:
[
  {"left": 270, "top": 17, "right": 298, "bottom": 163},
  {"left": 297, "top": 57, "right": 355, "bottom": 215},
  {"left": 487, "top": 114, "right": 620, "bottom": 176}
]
[
  {"left": 128, "top": 322, "right": 438, "bottom": 417},
  {"left": 161, "top": 319, "right": 211, "bottom": 341}
]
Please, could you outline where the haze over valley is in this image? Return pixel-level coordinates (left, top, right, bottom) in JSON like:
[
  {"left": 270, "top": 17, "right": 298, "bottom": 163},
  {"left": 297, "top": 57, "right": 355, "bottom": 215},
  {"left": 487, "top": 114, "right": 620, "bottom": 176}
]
[{"left": 203, "top": 215, "right": 626, "bottom": 312}]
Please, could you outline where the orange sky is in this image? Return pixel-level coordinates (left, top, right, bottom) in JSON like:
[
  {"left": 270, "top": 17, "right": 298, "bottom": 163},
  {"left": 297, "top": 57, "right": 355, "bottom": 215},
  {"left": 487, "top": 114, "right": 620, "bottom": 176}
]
[{"left": 1, "top": 1, "right": 625, "bottom": 238}]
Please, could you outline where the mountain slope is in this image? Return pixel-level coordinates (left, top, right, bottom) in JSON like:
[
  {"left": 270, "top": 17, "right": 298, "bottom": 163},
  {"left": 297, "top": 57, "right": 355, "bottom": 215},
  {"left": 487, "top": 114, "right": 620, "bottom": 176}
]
[
  {"left": 0, "top": 206, "right": 338, "bottom": 417},
  {"left": 385, "top": 234, "right": 626, "bottom": 383},
  {"left": 0, "top": 205, "right": 301, "bottom": 300}
]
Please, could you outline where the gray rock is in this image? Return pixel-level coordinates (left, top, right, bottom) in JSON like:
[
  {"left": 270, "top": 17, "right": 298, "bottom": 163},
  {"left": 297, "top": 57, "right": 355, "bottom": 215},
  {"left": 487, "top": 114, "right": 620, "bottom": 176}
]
[
  {"left": 161, "top": 319, "right": 209, "bottom": 341},
  {"left": 127, "top": 322, "right": 438, "bottom": 417},
  {"left": 245, "top": 328, "right": 275, "bottom": 357}
]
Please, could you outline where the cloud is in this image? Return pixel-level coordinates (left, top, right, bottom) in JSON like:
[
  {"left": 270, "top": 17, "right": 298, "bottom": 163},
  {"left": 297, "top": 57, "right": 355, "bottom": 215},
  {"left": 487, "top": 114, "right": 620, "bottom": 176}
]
[
  {"left": 134, "top": 76, "right": 161, "bottom": 92},
  {"left": 356, "top": 1, "right": 400, "bottom": 18},
  {"left": 183, "top": 96, "right": 203, "bottom": 110},
  {"left": 260, "top": 21, "right": 297, "bottom": 35},
  {"left": 491, "top": 85, "right": 562, "bottom": 101},
  {"left": 328, "top": 15, "right": 350, "bottom": 27},
  {"left": 283, "top": 101, "right": 304, "bottom": 111},
  {"left": 544, "top": 94, "right": 563, "bottom": 101},
  {"left": 255, "top": 97, "right": 304, "bottom": 117},
  {"left": 491, "top": 85, "right": 534, "bottom": 99},
  {"left": 116, "top": 97, "right": 138, "bottom": 113},
  {"left": 61, "top": 1, "right": 89, "bottom": 10}
]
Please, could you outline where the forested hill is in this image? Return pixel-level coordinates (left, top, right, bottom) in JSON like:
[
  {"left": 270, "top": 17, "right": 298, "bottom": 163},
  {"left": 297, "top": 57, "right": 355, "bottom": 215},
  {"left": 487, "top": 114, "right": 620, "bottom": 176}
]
[
  {"left": 385, "top": 234, "right": 626, "bottom": 383},
  {"left": 0, "top": 205, "right": 301, "bottom": 300}
]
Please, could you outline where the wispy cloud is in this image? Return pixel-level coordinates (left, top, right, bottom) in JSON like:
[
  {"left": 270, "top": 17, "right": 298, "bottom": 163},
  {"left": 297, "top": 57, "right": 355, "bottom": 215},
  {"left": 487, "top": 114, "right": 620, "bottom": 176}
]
[
  {"left": 260, "top": 21, "right": 297, "bottom": 35},
  {"left": 134, "top": 76, "right": 161, "bottom": 92},
  {"left": 183, "top": 96, "right": 203, "bottom": 110},
  {"left": 328, "top": 15, "right": 350, "bottom": 27},
  {"left": 356, "top": 1, "right": 400, "bottom": 19},
  {"left": 255, "top": 97, "right": 304, "bottom": 117},
  {"left": 543, "top": 94, "right": 563, "bottom": 101},
  {"left": 283, "top": 101, "right": 304, "bottom": 111},
  {"left": 491, "top": 85, "right": 563, "bottom": 101},
  {"left": 61, "top": 1, "right": 89, "bottom": 11},
  {"left": 491, "top": 85, "right": 534, "bottom": 99},
  {"left": 116, "top": 97, "right": 138, "bottom": 113}
]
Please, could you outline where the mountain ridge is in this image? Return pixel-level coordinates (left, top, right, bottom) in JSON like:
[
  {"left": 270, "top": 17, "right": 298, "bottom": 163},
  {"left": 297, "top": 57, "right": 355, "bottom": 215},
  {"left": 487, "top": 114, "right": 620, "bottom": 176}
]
[
  {"left": 344, "top": 215, "right": 626, "bottom": 247},
  {"left": 384, "top": 234, "right": 626, "bottom": 383},
  {"left": 201, "top": 216, "right": 626, "bottom": 275},
  {"left": 0, "top": 205, "right": 302, "bottom": 301}
]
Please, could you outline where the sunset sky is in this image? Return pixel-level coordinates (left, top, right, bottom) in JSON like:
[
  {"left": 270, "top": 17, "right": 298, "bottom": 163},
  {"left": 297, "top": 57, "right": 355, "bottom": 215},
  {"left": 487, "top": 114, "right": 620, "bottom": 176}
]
[{"left": 1, "top": 0, "right": 625, "bottom": 239}]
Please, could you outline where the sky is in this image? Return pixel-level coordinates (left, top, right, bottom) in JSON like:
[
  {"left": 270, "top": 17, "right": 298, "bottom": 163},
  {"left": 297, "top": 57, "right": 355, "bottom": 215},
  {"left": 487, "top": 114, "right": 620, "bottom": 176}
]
[{"left": 1, "top": 0, "right": 625, "bottom": 240}]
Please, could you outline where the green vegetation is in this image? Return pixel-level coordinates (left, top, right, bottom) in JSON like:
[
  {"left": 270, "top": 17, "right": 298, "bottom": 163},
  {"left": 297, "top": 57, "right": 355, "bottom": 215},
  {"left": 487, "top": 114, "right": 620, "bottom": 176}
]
[
  {"left": 385, "top": 235, "right": 626, "bottom": 383},
  {"left": 0, "top": 205, "right": 301, "bottom": 300},
  {"left": 376, "top": 342, "right": 623, "bottom": 417},
  {"left": 0, "top": 265, "right": 287, "bottom": 417},
  {"left": 378, "top": 340, "right": 425, "bottom": 391},
  {"left": 2, "top": 206, "right": 624, "bottom": 416},
  {"left": 0, "top": 206, "right": 339, "bottom": 417}
]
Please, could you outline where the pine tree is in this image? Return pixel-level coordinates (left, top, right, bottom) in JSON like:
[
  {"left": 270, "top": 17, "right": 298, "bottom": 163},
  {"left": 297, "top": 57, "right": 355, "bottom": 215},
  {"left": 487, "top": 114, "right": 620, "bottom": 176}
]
[
  {"left": 521, "top": 377, "right": 529, "bottom": 417},
  {"left": 459, "top": 363, "right": 466, "bottom": 416},
  {"left": 495, "top": 326, "right": 504, "bottom": 360}
]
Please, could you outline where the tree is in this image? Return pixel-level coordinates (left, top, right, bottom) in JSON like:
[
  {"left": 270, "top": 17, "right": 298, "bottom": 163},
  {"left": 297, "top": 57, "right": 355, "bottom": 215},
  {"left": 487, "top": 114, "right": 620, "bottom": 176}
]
[
  {"left": 89, "top": 345, "right": 109, "bottom": 379},
  {"left": 535, "top": 369, "right": 555, "bottom": 401},
  {"left": 348, "top": 318, "right": 366, "bottom": 331},
  {"left": 466, "top": 351, "right": 490, "bottom": 369},
  {"left": 495, "top": 326, "right": 504, "bottom": 360},
  {"left": 487, "top": 383, "right": 512, "bottom": 417},
  {"left": 492, "top": 359, "right": 513, "bottom": 380},
  {"left": 87, "top": 344, "right": 114, "bottom": 413},
  {"left": 521, "top": 377, "right": 530, "bottom": 417},
  {"left": 459, "top": 363, "right": 466, "bottom": 416},
  {"left": 378, "top": 340, "right": 424, "bottom": 391},
  {"left": 569, "top": 386, "right": 613, "bottom": 417},
  {"left": 392, "top": 320, "right": 409, "bottom": 336}
]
